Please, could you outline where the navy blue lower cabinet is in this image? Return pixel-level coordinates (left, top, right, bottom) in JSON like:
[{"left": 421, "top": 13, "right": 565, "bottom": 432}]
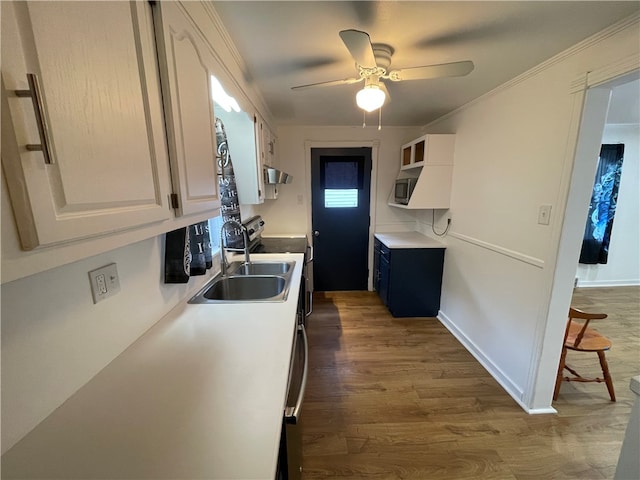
[{"left": 374, "top": 239, "right": 444, "bottom": 317}]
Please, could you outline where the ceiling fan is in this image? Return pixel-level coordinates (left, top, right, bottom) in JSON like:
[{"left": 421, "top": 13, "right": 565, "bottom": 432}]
[{"left": 291, "top": 29, "right": 474, "bottom": 112}]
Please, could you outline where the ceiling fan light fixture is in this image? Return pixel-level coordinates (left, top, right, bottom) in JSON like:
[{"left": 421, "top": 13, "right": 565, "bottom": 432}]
[{"left": 356, "top": 84, "right": 385, "bottom": 112}]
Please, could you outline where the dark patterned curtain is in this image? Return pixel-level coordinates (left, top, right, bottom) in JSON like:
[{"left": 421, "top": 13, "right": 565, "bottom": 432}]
[
  {"left": 164, "top": 120, "right": 236, "bottom": 283},
  {"left": 216, "top": 118, "right": 243, "bottom": 249},
  {"left": 579, "top": 144, "right": 625, "bottom": 265}
]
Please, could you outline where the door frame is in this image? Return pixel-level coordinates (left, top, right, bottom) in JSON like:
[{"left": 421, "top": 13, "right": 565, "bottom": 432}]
[
  {"left": 304, "top": 140, "right": 380, "bottom": 291},
  {"left": 525, "top": 54, "right": 639, "bottom": 411}
]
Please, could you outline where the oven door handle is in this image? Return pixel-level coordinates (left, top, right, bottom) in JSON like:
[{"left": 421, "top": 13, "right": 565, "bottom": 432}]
[
  {"left": 305, "top": 244, "right": 313, "bottom": 317},
  {"left": 285, "top": 324, "right": 308, "bottom": 424},
  {"left": 306, "top": 289, "right": 313, "bottom": 317}
]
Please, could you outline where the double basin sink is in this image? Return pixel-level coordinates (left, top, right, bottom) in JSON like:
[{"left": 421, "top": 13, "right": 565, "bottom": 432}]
[{"left": 188, "top": 261, "right": 295, "bottom": 304}]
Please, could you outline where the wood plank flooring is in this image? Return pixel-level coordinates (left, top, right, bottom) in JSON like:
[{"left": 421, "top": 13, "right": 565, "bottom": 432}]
[{"left": 301, "top": 287, "right": 639, "bottom": 479}]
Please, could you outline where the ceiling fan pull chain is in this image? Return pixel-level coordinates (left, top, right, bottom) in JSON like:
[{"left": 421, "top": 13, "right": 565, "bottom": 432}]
[
  {"left": 378, "top": 107, "right": 382, "bottom": 131},
  {"left": 362, "top": 110, "right": 366, "bottom": 128}
]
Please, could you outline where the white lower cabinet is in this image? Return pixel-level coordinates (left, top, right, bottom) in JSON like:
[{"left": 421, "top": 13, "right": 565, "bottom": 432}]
[{"left": 1, "top": 1, "right": 174, "bottom": 250}]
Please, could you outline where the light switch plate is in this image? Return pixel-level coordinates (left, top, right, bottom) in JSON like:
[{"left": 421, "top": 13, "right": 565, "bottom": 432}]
[
  {"left": 88, "top": 263, "right": 120, "bottom": 304},
  {"left": 538, "top": 204, "right": 552, "bottom": 225}
]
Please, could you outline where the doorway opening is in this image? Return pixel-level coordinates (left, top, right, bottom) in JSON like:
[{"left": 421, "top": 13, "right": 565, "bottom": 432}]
[{"left": 538, "top": 68, "right": 639, "bottom": 409}]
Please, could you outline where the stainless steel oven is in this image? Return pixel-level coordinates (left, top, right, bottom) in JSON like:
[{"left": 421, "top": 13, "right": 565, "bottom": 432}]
[{"left": 276, "top": 317, "right": 308, "bottom": 479}]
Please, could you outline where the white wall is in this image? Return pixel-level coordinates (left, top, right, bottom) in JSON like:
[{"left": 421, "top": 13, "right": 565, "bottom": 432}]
[
  {"left": 1, "top": 192, "right": 262, "bottom": 456},
  {"left": 414, "top": 18, "right": 639, "bottom": 411},
  {"left": 255, "top": 125, "right": 423, "bottom": 236},
  {"left": 0, "top": 231, "right": 223, "bottom": 453},
  {"left": 0, "top": 200, "right": 261, "bottom": 455},
  {"left": 576, "top": 124, "right": 640, "bottom": 287}
]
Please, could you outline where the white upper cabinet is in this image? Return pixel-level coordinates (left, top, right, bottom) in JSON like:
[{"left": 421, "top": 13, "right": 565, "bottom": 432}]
[
  {"left": 261, "top": 119, "right": 277, "bottom": 168},
  {"left": 214, "top": 105, "right": 264, "bottom": 205},
  {"left": 152, "top": 1, "right": 221, "bottom": 217},
  {"left": 1, "top": 1, "right": 173, "bottom": 250},
  {"left": 400, "top": 134, "right": 455, "bottom": 170},
  {"left": 390, "top": 134, "right": 455, "bottom": 209}
]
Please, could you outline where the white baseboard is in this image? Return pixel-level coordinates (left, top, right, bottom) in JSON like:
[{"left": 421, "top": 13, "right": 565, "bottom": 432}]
[
  {"left": 437, "top": 311, "right": 555, "bottom": 415},
  {"left": 576, "top": 279, "right": 640, "bottom": 288},
  {"left": 527, "top": 407, "right": 558, "bottom": 415}
]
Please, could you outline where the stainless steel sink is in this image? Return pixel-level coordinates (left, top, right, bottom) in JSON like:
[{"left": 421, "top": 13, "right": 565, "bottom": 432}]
[
  {"left": 228, "top": 261, "right": 293, "bottom": 276},
  {"left": 188, "top": 261, "right": 295, "bottom": 304},
  {"left": 204, "top": 275, "right": 286, "bottom": 301}
]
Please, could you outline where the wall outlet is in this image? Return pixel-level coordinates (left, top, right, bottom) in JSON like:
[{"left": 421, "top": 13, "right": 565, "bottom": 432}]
[
  {"left": 538, "top": 204, "right": 552, "bottom": 225},
  {"left": 88, "top": 263, "right": 120, "bottom": 304}
]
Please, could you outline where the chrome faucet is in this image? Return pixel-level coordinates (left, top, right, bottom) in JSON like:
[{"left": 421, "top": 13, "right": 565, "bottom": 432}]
[{"left": 220, "top": 219, "right": 251, "bottom": 275}]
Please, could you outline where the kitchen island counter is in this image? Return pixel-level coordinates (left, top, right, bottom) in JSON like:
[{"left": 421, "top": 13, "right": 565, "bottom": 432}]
[{"left": 1, "top": 253, "right": 305, "bottom": 480}]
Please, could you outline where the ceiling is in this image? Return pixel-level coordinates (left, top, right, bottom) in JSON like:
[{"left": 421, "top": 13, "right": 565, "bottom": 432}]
[{"left": 213, "top": 1, "right": 639, "bottom": 127}]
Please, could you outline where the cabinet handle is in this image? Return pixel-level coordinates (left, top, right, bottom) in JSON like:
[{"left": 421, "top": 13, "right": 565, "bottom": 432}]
[
  {"left": 306, "top": 289, "right": 313, "bottom": 317},
  {"left": 15, "top": 74, "right": 54, "bottom": 165},
  {"left": 285, "top": 324, "right": 309, "bottom": 424}
]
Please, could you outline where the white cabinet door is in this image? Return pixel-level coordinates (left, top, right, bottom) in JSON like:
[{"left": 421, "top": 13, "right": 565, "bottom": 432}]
[
  {"left": 259, "top": 118, "right": 269, "bottom": 166},
  {"left": 153, "top": 1, "right": 221, "bottom": 217},
  {"left": 262, "top": 123, "right": 277, "bottom": 168},
  {"left": 1, "top": 1, "right": 173, "bottom": 250},
  {"left": 253, "top": 114, "right": 266, "bottom": 202},
  {"left": 214, "top": 106, "right": 262, "bottom": 205}
]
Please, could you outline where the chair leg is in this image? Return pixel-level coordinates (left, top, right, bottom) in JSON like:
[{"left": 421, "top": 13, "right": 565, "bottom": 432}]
[
  {"left": 597, "top": 350, "right": 616, "bottom": 402},
  {"left": 553, "top": 347, "right": 568, "bottom": 401}
]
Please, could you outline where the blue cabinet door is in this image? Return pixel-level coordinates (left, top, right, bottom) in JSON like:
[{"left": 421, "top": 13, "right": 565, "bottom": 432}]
[
  {"left": 387, "top": 248, "right": 444, "bottom": 317},
  {"left": 373, "top": 239, "right": 381, "bottom": 292},
  {"left": 378, "top": 254, "right": 390, "bottom": 306},
  {"left": 374, "top": 239, "right": 391, "bottom": 306}
]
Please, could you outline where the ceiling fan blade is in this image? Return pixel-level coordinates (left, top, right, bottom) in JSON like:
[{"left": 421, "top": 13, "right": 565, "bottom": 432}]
[
  {"left": 339, "top": 29, "right": 377, "bottom": 68},
  {"left": 388, "top": 60, "right": 474, "bottom": 82},
  {"left": 291, "top": 77, "right": 363, "bottom": 90}
]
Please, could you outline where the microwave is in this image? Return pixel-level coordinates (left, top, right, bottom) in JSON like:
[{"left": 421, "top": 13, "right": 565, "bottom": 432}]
[{"left": 394, "top": 178, "right": 417, "bottom": 204}]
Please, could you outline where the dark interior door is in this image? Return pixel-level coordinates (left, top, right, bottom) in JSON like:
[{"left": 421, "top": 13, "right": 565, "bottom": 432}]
[{"left": 311, "top": 147, "right": 372, "bottom": 291}]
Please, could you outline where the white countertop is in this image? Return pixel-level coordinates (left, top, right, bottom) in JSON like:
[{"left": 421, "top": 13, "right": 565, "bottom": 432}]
[
  {"left": 374, "top": 232, "right": 446, "bottom": 249},
  {"left": 1, "top": 253, "right": 304, "bottom": 480}
]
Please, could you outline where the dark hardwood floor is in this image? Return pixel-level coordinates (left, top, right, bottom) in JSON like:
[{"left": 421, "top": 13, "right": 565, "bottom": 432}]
[{"left": 301, "top": 286, "right": 640, "bottom": 479}]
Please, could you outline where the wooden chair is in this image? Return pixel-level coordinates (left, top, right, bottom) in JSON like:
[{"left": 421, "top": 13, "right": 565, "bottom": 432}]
[{"left": 553, "top": 307, "right": 616, "bottom": 401}]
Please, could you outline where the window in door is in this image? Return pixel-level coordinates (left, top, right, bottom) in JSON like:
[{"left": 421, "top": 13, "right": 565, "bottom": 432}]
[{"left": 321, "top": 158, "right": 364, "bottom": 208}]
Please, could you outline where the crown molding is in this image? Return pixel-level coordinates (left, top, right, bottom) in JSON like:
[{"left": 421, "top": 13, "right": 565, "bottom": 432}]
[
  {"left": 569, "top": 74, "right": 589, "bottom": 95},
  {"left": 426, "top": 12, "right": 640, "bottom": 128},
  {"left": 588, "top": 53, "right": 640, "bottom": 88}
]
